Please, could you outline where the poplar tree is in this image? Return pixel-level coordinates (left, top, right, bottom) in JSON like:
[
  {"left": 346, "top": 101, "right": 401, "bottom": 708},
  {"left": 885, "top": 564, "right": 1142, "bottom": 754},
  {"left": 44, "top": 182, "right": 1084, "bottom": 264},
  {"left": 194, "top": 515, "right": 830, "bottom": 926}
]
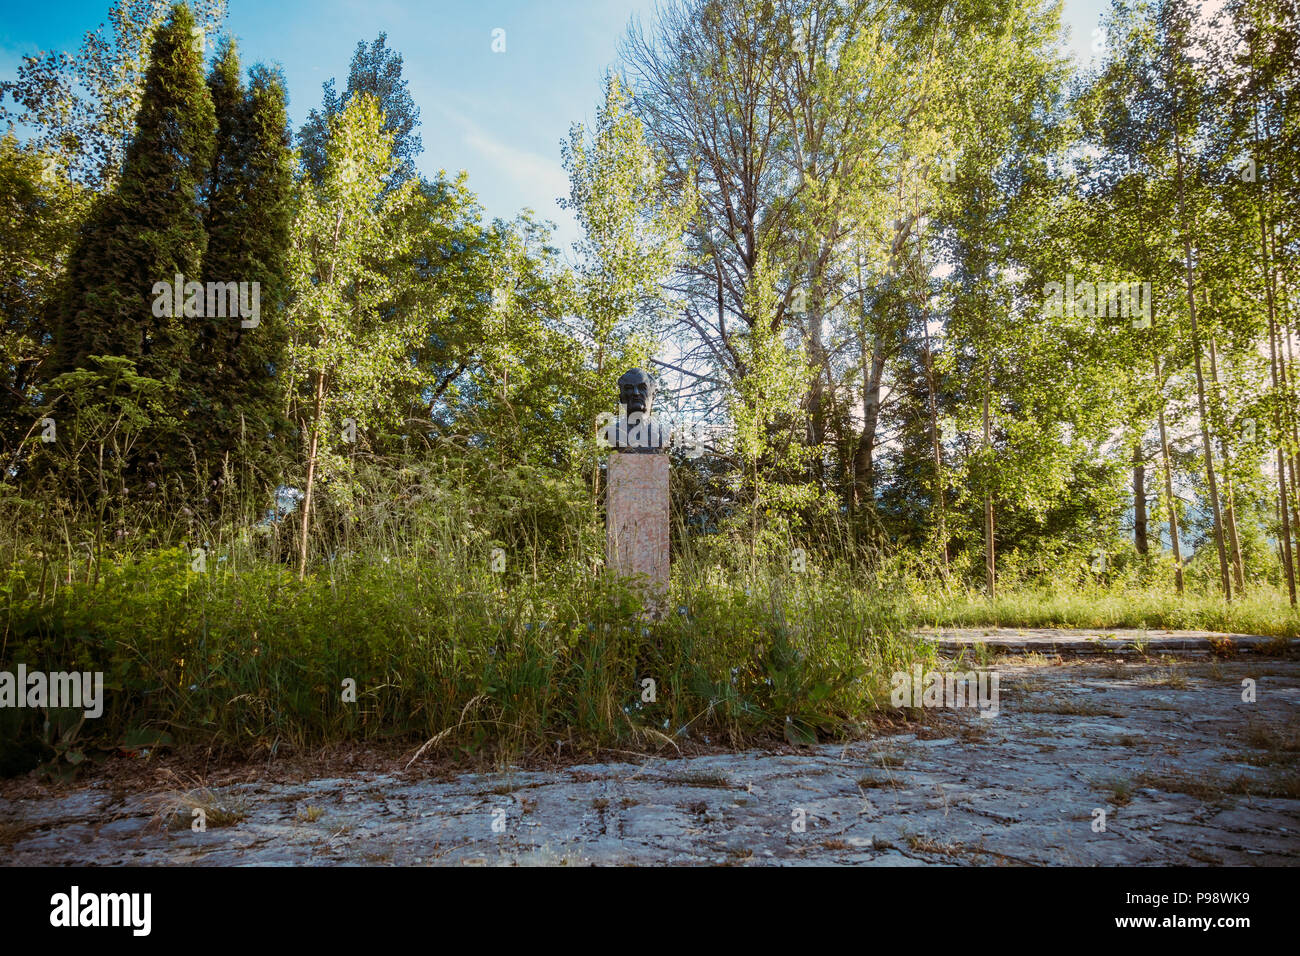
[
  {"left": 297, "top": 33, "right": 422, "bottom": 190},
  {"left": 286, "top": 94, "right": 421, "bottom": 577},
  {"left": 0, "top": 0, "right": 226, "bottom": 190}
]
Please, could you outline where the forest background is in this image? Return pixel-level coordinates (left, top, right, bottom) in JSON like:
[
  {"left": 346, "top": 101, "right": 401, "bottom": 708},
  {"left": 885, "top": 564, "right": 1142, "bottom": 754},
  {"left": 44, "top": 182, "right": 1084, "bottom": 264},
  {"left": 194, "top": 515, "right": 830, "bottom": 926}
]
[{"left": 1, "top": 0, "right": 1296, "bottom": 772}]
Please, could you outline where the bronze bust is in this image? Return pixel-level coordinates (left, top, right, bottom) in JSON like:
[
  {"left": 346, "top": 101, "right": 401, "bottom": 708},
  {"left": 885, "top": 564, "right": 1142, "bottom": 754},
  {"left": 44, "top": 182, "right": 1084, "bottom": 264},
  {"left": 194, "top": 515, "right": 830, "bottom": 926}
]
[
  {"left": 598, "top": 368, "right": 668, "bottom": 454},
  {"left": 619, "top": 367, "right": 655, "bottom": 416}
]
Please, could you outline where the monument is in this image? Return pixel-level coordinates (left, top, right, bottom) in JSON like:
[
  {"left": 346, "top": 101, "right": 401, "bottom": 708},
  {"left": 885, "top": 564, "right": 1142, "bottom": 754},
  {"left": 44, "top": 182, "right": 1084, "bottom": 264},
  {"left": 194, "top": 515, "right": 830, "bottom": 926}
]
[{"left": 602, "top": 368, "right": 670, "bottom": 616}]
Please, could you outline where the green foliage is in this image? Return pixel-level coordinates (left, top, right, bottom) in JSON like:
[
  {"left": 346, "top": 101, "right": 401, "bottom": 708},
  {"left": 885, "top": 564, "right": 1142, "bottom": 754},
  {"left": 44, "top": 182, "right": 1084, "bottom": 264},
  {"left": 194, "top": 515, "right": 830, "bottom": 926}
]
[
  {"left": 297, "top": 33, "right": 422, "bottom": 189},
  {"left": 33, "top": 356, "right": 174, "bottom": 546},
  {"left": 50, "top": 3, "right": 216, "bottom": 477},
  {"left": 562, "top": 72, "right": 690, "bottom": 362},
  {"left": 0, "top": 0, "right": 227, "bottom": 189},
  {"left": 0, "top": 525, "right": 923, "bottom": 774},
  {"left": 284, "top": 92, "right": 425, "bottom": 572},
  {"left": 0, "top": 134, "right": 87, "bottom": 465},
  {"left": 193, "top": 42, "right": 294, "bottom": 485}
]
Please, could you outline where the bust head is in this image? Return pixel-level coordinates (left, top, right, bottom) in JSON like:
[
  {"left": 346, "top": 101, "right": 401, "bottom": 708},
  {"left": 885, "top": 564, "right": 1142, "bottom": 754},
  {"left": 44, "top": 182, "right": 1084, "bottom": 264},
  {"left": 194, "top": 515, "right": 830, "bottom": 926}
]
[{"left": 618, "top": 367, "right": 656, "bottom": 415}]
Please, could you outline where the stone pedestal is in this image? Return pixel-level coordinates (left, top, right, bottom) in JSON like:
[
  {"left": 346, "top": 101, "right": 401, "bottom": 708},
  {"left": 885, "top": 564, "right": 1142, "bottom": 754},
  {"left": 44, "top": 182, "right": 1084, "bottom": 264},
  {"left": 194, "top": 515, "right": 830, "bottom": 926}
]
[{"left": 606, "top": 452, "right": 670, "bottom": 614}]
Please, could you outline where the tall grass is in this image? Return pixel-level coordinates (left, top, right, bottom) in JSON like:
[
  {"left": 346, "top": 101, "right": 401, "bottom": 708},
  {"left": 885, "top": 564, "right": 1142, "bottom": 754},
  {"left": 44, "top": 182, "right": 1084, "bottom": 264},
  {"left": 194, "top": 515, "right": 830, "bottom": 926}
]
[
  {"left": 903, "top": 583, "right": 1300, "bottom": 637},
  {"left": 4, "top": 455, "right": 1296, "bottom": 779},
  {"left": 0, "top": 517, "right": 927, "bottom": 775}
]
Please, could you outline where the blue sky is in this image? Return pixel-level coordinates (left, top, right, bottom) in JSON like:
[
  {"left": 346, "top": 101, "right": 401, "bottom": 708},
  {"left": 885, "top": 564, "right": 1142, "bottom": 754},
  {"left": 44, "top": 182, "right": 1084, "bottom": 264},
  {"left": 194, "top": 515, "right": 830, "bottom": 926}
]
[{"left": 1, "top": 0, "right": 1110, "bottom": 249}]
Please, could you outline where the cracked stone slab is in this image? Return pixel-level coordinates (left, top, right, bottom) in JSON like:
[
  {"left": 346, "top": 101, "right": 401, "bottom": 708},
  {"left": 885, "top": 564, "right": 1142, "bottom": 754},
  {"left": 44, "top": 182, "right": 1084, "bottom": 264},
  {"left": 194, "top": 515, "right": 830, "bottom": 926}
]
[{"left": 1, "top": 659, "right": 1297, "bottom": 866}]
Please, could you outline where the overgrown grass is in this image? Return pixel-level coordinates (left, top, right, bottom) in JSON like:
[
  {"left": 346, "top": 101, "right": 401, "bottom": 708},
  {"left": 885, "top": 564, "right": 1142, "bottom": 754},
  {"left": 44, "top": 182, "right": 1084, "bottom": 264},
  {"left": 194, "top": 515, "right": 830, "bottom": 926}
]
[
  {"left": 0, "top": 545, "right": 926, "bottom": 777},
  {"left": 4, "top": 462, "right": 1296, "bottom": 780},
  {"left": 903, "top": 584, "right": 1300, "bottom": 638}
]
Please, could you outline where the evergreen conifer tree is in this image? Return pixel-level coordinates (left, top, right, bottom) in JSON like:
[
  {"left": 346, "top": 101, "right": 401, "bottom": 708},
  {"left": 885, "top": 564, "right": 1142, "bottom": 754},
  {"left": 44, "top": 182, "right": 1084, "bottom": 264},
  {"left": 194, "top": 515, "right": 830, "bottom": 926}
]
[
  {"left": 51, "top": 2, "right": 216, "bottom": 479},
  {"left": 195, "top": 41, "right": 294, "bottom": 485}
]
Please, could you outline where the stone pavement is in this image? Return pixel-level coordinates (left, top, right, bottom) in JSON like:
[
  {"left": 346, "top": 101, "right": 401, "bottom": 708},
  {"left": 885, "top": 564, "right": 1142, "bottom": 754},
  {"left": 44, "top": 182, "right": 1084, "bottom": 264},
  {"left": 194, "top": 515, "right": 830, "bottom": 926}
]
[{"left": 3, "top": 652, "right": 1297, "bottom": 866}]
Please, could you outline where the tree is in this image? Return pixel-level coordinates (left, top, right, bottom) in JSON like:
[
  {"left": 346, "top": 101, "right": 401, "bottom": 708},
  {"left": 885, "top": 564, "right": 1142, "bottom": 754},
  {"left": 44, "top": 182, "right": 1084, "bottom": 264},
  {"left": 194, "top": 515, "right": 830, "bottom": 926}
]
[
  {"left": 1078, "top": 0, "right": 1197, "bottom": 593},
  {"left": 50, "top": 2, "right": 216, "bottom": 483},
  {"left": 0, "top": 134, "right": 85, "bottom": 466},
  {"left": 914, "top": 0, "right": 1085, "bottom": 594},
  {"left": 0, "top": 0, "right": 226, "bottom": 190},
  {"left": 194, "top": 41, "right": 295, "bottom": 486},
  {"left": 1215, "top": 0, "right": 1300, "bottom": 599},
  {"left": 561, "top": 72, "right": 692, "bottom": 500},
  {"left": 285, "top": 93, "right": 422, "bottom": 577},
  {"left": 1162, "top": 0, "right": 1233, "bottom": 597},
  {"left": 621, "top": 0, "right": 1087, "bottom": 562},
  {"left": 298, "top": 33, "right": 422, "bottom": 189}
]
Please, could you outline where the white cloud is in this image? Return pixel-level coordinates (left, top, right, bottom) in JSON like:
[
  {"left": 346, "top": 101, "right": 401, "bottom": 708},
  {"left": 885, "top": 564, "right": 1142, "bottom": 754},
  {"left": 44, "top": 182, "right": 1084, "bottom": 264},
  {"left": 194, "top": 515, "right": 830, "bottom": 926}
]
[
  {"left": 427, "top": 103, "right": 577, "bottom": 246},
  {"left": 461, "top": 126, "right": 570, "bottom": 212}
]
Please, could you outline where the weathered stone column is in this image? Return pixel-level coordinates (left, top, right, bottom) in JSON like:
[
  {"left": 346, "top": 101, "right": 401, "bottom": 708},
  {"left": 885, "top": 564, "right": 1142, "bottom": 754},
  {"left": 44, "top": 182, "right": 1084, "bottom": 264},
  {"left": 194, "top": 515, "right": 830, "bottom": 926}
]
[
  {"left": 606, "top": 451, "right": 669, "bottom": 615},
  {"left": 600, "top": 368, "right": 671, "bottom": 616}
]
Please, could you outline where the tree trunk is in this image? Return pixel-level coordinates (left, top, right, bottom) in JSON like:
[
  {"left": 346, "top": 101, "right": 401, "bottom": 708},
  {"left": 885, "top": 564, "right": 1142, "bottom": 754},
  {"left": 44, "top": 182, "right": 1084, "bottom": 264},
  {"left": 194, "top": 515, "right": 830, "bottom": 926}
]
[
  {"left": 1222, "top": 473, "right": 1246, "bottom": 592},
  {"left": 922, "top": 302, "right": 948, "bottom": 572},
  {"left": 1249, "top": 72, "right": 1296, "bottom": 603},
  {"left": 1156, "top": 359, "right": 1184, "bottom": 594},
  {"left": 1164, "top": 416, "right": 1185, "bottom": 595},
  {"left": 1173, "top": 131, "right": 1231, "bottom": 599},
  {"left": 1283, "top": 320, "right": 1300, "bottom": 576},
  {"left": 853, "top": 338, "right": 886, "bottom": 509},
  {"left": 1275, "top": 372, "right": 1296, "bottom": 605},
  {"left": 298, "top": 369, "right": 326, "bottom": 581},
  {"left": 1269, "top": 220, "right": 1300, "bottom": 600},
  {"left": 1206, "top": 329, "right": 1246, "bottom": 591},
  {"left": 1264, "top": 219, "right": 1297, "bottom": 603},
  {"left": 1133, "top": 443, "right": 1148, "bottom": 555},
  {"left": 983, "top": 363, "right": 994, "bottom": 597},
  {"left": 851, "top": 243, "right": 885, "bottom": 518},
  {"left": 806, "top": 299, "right": 828, "bottom": 488},
  {"left": 1140, "top": 206, "right": 1176, "bottom": 589}
]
